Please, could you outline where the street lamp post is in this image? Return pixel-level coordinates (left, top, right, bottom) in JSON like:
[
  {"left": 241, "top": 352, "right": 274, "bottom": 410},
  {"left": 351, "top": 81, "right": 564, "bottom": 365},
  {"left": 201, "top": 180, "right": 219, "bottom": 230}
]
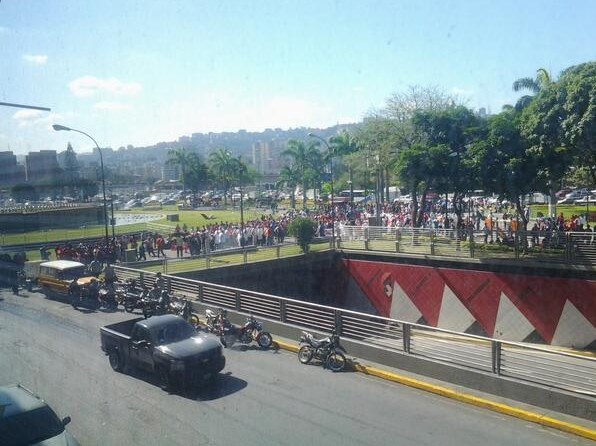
[
  {"left": 52, "top": 124, "right": 109, "bottom": 245},
  {"left": 308, "top": 133, "right": 335, "bottom": 248}
]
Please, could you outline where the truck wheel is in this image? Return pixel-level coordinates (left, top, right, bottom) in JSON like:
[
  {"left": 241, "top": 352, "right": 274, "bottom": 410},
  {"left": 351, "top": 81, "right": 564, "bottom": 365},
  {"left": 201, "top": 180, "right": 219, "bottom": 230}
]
[
  {"left": 108, "top": 351, "right": 124, "bottom": 372},
  {"left": 157, "top": 366, "right": 172, "bottom": 392}
]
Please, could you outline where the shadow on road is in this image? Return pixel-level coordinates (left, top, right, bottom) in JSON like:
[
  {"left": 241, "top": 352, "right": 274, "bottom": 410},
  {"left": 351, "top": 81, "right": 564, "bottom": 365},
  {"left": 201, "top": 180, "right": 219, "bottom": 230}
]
[
  {"left": 193, "top": 372, "right": 248, "bottom": 401},
  {"left": 127, "top": 369, "right": 247, "bottom": 401}
]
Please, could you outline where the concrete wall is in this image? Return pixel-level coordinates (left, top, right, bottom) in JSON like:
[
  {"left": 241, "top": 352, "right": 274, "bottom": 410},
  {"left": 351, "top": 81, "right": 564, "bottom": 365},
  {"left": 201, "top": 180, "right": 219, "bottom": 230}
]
[{"left": 176, "top": 251, "right": 349, "bottom": 307}]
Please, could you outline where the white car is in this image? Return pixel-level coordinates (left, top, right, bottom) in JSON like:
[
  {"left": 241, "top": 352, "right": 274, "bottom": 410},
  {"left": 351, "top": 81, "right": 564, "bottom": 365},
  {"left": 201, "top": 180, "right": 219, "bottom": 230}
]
[{"left": 0, "top": 384, "right": 80, "bottom": 445}]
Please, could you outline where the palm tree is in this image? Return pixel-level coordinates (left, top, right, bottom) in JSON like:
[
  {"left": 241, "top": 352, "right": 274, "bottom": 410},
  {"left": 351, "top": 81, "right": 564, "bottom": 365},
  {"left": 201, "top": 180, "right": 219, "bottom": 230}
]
[
  {"left": 166, "top": 147, "right": 193, "bottom": 192},
  {"left": 330, "top": 131, "right": 361, "bottom": 202},
  {"left": 208, "top": 148, "right": 234, "bottom": 205},
  {"left": 276, "top": 164, "right": 300, "bottom": 209},
  {"left": 282, "top": 139, "right": 320, "bottom": 209},
  {"left": 512, "top": 68, "right": 552, "bottom": 110}
]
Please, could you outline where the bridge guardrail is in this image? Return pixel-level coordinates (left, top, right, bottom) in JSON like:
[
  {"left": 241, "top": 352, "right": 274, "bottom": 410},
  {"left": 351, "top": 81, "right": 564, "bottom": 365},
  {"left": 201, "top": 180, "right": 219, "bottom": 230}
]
[
  {"left": 336, "top": 226, "right": 596, "bottom": 266},
  {"left": 114, "top": 265, "right": 596, "bottom": 396}
]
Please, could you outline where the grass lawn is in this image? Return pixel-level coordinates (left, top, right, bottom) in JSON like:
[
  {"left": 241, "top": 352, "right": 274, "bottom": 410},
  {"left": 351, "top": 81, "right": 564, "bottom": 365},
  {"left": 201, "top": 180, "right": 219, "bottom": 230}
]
[{"left": 530, "top": 204, "right": 594, "bottom": 220}]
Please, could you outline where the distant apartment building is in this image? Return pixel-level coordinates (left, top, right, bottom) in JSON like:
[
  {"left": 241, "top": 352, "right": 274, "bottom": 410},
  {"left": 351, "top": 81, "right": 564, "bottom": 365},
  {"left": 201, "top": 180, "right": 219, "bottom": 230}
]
[
  {"left": 0, "top": 151, "right": 26, "bottom": 186},
  {"left": 161, "top": 163, "right": 180, "bottom": 181},
  {"left": 251, "top": 140, "right": 287, "bottom": 179},
  {"left": 25, "top": 150, "right": 59, "bottom": 183}
]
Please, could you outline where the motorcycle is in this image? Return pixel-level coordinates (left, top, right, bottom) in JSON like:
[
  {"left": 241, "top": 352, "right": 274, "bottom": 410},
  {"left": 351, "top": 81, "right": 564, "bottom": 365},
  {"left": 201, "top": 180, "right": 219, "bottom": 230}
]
[
  {"left": 69, "top": 282, "right": 100, "bottom": 311},
  {"left": 205, "top": 308, "right": 226, "bottom": 334},
  {"left": 204, "top": 308, "right": 234, "bottom": 347},
  {"left": 298, "top": 330, "right": 347, "bottom": 372},
  {"left": 228, "top": 314, "right": 273, "bottom": 349},
  {"left": 98, "top": 285, "right": 119, "bottom": 311},
  {"left": 169, "top": 297, "right": 201, "bottom": 329},
  {"left": 116, "top": 279, "right": 143, "bottom": 313},
  {"left": 141, "top": 289, "right": 169, "bottom": 319}
]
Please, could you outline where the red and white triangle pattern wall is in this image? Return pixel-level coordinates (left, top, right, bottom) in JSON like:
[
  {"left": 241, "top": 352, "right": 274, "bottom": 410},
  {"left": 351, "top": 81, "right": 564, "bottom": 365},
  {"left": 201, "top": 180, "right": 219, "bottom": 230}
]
[{"left": 344, "top": 259, "right": 596, "bottom": 349}]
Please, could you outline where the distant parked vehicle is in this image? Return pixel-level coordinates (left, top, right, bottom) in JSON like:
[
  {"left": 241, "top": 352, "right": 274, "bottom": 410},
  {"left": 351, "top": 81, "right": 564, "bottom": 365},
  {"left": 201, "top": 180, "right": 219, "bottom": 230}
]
[{"left": 0, "top": 384, "right": 81, "bottom": 446}]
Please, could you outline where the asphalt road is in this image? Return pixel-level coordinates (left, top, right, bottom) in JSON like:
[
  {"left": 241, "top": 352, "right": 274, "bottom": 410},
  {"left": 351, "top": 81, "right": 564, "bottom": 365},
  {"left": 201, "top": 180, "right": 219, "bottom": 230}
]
[{"left": 0, "top": 288, "right": 591, "bottom": 446}]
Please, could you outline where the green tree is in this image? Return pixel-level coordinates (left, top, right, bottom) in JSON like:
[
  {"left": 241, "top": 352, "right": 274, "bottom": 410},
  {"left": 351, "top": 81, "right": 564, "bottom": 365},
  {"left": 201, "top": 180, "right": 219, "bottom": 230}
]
[
  {"left": 411, "top": 105, "right": 486, "bottom": 225},
  {"left": 167, "top": 147, "right": 196, "bottom": 192},
  {"left": 288, "top": 217, "right": 316, "bottom": 253},
  {"left": 208, "top": 148, "right": 235, "bottom": 205},
  {"left": 276, "top": 164, "right": 300, "bottom": 209},
  {"left": 469, "top": 110, "right": 536, "bottom": 230},
  {"left": 556, "top": 62, "right": 596, "bottom": 184},
  {"left": 512, "top": 68, "right": 553, "bottom": 110},
  {"left": 394, "top": 144, "right": 451, "bottom": 227},
  {"left": 282, "top": 139, "right": 320, "bottom": 209},
  {"left": 330, "top": 131, "right": 361, "bottom": 202}
]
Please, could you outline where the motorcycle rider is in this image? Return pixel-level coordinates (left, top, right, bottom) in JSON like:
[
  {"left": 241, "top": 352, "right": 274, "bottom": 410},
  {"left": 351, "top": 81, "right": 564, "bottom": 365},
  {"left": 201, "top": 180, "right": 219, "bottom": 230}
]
[
  {"left": 158, "top": 289, "right": 171, "bottom": 314},
  {"left": 155, "top": 272, "right": 165, "bottom": 290},
  {"left": 88, "top": 278, "right": 100, "bottom": 301}
]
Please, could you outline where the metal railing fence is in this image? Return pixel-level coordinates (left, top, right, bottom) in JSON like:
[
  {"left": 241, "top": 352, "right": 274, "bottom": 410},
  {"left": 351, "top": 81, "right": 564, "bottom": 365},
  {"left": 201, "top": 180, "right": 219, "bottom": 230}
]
[
  {"left": 335, "top": 226, "right": 596, "bottom": 266},
  {"left": 114, "top": 265, "right": 596, "bottom": 396}
]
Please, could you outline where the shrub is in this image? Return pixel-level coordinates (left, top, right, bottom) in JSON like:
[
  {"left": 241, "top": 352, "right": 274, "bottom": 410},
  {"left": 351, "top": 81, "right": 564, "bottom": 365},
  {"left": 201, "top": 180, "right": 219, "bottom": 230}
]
[{"left": 288, "top": 217, "right": 316, "bottom": 253}]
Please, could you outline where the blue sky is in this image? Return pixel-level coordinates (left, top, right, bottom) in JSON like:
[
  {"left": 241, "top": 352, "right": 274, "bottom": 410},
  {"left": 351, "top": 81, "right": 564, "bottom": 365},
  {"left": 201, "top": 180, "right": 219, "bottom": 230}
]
[{"left": 1, "top": 0, "right": 595, "bottom": 155}]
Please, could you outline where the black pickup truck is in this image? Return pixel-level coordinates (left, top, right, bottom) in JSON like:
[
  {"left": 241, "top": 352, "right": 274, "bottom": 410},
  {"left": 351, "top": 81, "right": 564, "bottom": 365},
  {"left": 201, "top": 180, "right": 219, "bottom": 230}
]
[{"left": 100, "top": 314, "right": 225, "bottom": 391}]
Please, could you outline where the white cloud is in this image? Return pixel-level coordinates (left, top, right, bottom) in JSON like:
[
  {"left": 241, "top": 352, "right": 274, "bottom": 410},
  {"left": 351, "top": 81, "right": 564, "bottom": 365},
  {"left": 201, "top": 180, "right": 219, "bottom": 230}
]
[
  {"left": 69, "top": 76, "right": 142, "bottom": 98},
  {"left": 22, "top": 54, "right": 48, "bottom": 65},
  {"left": 13, "top": 110, "right": 63, "bottom": 128},
  {"left": 93, "top": 101, "right": 131, "bottom": 111}
]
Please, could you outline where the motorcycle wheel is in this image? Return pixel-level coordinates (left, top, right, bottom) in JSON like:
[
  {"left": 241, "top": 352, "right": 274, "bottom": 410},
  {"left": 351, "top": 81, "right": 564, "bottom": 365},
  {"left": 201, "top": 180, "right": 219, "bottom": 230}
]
[
  {"left": 220, "top": 335, "right": 227, "bottom": 348},
  {"left": 125, "top": 302, "right": 135, "bottom": 313},
  {"left": 189, "top": 313, "right": 201, "bottom": 329},
  {"left": 256, "top": 332, "right": 273, "bottom": 349},
  {"left": 298, "top": 345, "right": 314, "bottom": 364},
  {"left": 326, "top": 351, "right": 347, "bottom": 372}
]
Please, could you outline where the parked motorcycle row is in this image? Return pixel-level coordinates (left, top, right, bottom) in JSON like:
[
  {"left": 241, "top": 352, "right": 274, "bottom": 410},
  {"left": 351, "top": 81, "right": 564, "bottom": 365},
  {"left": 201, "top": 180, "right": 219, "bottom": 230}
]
[
  {"left": 203, "top": 307, "right": 348, "bottom": 372},
  {"left": 69, "top": 276, "right": 346, "bottom": 371},
  {"left": 68, "top": 278, "right": 201, "bottom": 328},
  {"left": 204, "top": 308, "right": 273, "bottom": 349}
]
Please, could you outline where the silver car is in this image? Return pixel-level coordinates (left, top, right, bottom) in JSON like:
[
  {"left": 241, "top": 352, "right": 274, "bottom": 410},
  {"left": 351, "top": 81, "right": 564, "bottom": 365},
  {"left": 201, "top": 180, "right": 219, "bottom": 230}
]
[{"left": 0, "top": 384, "right": 80, "bottom": 446}]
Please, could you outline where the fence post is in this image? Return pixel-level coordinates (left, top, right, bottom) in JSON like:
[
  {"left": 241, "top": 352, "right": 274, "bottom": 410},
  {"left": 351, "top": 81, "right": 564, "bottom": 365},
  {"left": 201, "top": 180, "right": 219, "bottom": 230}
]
[
  {"left": 395, "top": 230, "right": 401, "bottom": 253},
  {"left": 235, "top": 290, "right": 241, "bottom": 311},
  {"left": 280, "top": 300, "right": 287, "bottom": 323},
  {"left": 334, "top": 309, "right": 343, "bottom": 335},
  {"left": 163, "top": 258, "right": 167, "bottom": 274},
  {"left": 166, "top": 276, "right": 172, "bottom": 294},
  {"left": 197, "top": 284, "right": 204, "bottom": 302},
  {"left": 491, "top": 340, "right": 502, "bottom": 375},
  {"left": 139, "top": 272, "right": 144, "bottom": 288},
  {"left": 430, "top": 232, "right": 435, "bottom": 256},
  {"left": 243, "top": 249, "right": 248, "bottom": 264},
  {"left": 468, "top": 227, "right": 475, "bottom": 258},
  {"left": 276, "top": 245, "right": 281, "bottom": 259},
  {"left": 402, "top": 323, "right": 411, "bottom": 353}
]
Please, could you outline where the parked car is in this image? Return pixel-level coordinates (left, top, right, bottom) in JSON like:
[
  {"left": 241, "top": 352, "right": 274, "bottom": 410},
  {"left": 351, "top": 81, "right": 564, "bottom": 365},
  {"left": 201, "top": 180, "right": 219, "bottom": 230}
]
[
  {"left": 0, "top": 383, "right": 80, "bottom": 446},
  {"left": 37, "top": 260, "right": 94, "bottom": 299},
  {"left": 100, "top": 315, "right": 225, "bottom": 391}
]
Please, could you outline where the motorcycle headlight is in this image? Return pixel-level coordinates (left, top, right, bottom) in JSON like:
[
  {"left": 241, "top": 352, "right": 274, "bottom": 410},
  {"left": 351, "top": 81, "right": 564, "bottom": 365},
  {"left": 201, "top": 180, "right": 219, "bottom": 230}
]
[{"left": 170, "top": 360, "right": 185, "bottom": 371}]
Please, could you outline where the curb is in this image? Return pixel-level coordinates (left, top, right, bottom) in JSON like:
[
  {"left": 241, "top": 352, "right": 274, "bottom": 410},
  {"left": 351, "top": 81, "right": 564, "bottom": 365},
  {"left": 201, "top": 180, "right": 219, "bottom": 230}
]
[{"left": 273, "top": 340, "right": 596, "bottom": 442}]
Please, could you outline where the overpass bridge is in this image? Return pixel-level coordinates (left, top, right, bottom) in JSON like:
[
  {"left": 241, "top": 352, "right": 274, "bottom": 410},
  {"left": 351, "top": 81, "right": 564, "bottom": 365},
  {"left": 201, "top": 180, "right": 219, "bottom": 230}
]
[{"left": 114, "top": 265, "right": 596, "bottom": 422}]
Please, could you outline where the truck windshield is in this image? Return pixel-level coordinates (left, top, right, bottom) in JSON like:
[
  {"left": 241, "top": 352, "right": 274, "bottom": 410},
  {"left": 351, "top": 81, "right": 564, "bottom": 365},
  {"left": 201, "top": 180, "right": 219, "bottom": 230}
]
[{"left": 152, "top": 321, "right": 195, "bottom": 345}]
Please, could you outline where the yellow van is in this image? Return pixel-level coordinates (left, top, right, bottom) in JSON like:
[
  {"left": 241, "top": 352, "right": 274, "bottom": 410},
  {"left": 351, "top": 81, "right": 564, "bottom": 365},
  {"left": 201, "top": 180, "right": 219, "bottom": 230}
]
[{"left": 37, "top": 260, "right": 93, "bottom": 298}]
